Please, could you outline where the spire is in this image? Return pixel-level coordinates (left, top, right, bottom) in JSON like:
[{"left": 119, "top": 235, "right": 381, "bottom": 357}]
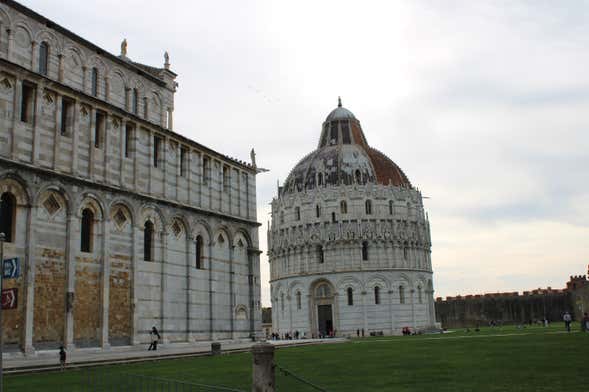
[{"left": 338, "top": 96, "right": 342, "bottom": 107}]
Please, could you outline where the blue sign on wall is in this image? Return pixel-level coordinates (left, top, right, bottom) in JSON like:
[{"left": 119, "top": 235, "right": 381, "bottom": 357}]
[{"left": 2, "top": 258, "right": 20, "bottom": 279}]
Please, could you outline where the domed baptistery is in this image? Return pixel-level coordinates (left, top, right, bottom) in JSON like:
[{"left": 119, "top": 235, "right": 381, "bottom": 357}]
[{"left": 268, "top": 99, "right": 438, "bottom": 338}]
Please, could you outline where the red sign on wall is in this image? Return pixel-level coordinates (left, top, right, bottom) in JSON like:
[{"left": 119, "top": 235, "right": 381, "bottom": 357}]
[{"left": 1, "top": 288, "right": 17, "bottom": 310}]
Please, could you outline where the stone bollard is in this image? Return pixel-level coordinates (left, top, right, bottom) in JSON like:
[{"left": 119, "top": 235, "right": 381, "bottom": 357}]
[
  {"left": 211, "top": 342, "right": 221, "bottom": 355},
  {"left": 252, "top": 342, "right": 275, "bottom": 392}
]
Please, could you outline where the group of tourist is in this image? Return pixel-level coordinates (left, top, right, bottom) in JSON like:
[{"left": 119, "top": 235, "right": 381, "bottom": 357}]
[{"left": 564, "top": 311, "right": 589, "bottom": 332}]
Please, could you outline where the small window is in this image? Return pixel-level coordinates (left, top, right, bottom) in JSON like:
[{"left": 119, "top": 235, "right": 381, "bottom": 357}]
[
  {"left": 295, "top": 207, "right": 300, "bottom": 221},
  {"left": 94, "top": 111, "right": 105, "bottom": 148},
  {"left": 296, "top": 291, "right": 302, "bottom": 310},
  {"left": 355, "top": 170, "right": 362, "bottom": 184},
  {"left": 365, "top": 200, "right": 372, "bottom": 215},
  {"left": 153, "top": 136, "right": 161, "bottom": 168},
  {"left": 124, "top": 124, "right": 133, "bottom": 158},
  {"left": 318, "top": 173, "right": 323, "bottom": 186},
  {"left": 347, "top": 287, "right": 353, "bottom": 306},
  {"left": 389, "top": 200, "right": 394, "bottom": 215},
  {"left": 374, "top": 286, "right": 381, "bottom": 305},
  {"left": 132, "top": 88, "right": 138, "bottom": 115},
  {"left": 39, "top": 41, "right": 49, "bottom": 76},
  {"left": 0, "top": 192, "right": 16, "bottom": 243},
  {"left": 20, "top": 82, "right": 35, "bottom": 123},
  {"left": 315, "top": 205, "right": 321, "bottom": 218},
  {"left": 318, "top": 245, "right": 324, "bottom": 264},
  {"left": 403, "top": 243, "right": 409, "bottom": 260},
  {"left": 362, "top": 241, "right": 368, "bottom": 261},
  {"left": 80, "top": 208, "right": 94, "bottom": 252},
  {"left": 341, "top": 121, "right": 351, "bottom": 144},
  {"left": 202, "top": 157, "right": 210, "bottom": 185},
  {"left": 195, "top": 235, "right": 203, "bottom": 269},
  {"left": 144, "top": 221, "right": 154, "bottom": 261},
  {"left": 340, "top": 200, "right": 347, "bottom": 214},
  {"left": 399, "top": 286, "right": 405, "bottom": 304},
  {"left": 418, "top": 286, "right": 423, "bottom": 304},
  {"left": 330, "top": 121, "right": 338, "bottom": 144},
  {"left": 180, "top": 147, "right": 188, "bottom": 177},
  {"left": 331, "top": 212, "right": 336, "bottom": 223},
  {"left": 60, "top": 97, "right": 74, "bottom": 136},
  {"left": 91, "top": 67, "right": 98, "bottom": 97}
]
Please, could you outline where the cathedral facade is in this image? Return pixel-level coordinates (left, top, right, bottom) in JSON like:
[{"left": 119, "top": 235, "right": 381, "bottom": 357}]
[
  {"left": 268, "top": 100, "right": 437, "bottom": 337},
  {"left": 0, "top": 0, "right": 261, "bottom": 354}
]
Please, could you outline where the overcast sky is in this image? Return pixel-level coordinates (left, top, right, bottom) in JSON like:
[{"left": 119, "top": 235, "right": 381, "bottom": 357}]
[{"left": 22, "top": 0, "right": 589, "bottom": 305}]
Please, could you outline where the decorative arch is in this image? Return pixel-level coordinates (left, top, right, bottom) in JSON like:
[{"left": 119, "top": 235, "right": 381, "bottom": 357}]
[
  {"left": 336, "top": 275, "right": 364, "bottom": 292},
  {"left": 235, "top": 304, "right": 248, "bottom": 320},
  {"left": 213, "top": 225, "right": 233, "bottom": 247},
  {"left": 34, "top": 29, "right": 62, "bottom": 54},
  {"left": 139, "top": 204, "right": 166, "bottom": 232},
  {"left": 168, "top": 214, "right": 190, "bottom": 239},
  {"left": 0, "top": 8, "right": 12, "bottom": 28},
  {"left": 192, "top": 219, "right": 212, "bottom": 244},
  {"left": 366, "top": 274, "right": 391, "bottom": 291},
  {"left": 0, "top": 173, "right": 30, "bottom": 206},
  {"left": 37, "top": 188, "right": 69, "bottom": 221},
  {"left": 77, "top": 193, "right": 105, "bottom": 220},
  {"left": 110, "top": 202, "right": 134, "bottom": 231}
]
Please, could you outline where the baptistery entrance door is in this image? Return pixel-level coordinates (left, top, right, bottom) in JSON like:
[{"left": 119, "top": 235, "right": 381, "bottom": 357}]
[
  {"left": 310, "top": 280, "right": 337, "bottom": 337},
  {"left": 317, "top": 304, "right": 333, "bottom": 336}
]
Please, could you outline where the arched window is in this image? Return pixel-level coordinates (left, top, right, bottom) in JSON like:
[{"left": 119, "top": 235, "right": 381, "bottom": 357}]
[
  {"left": 80, "top": 208, "right": 94, "bottom": 252},
  {"left": 296, "top": 291, "right": 301, "bottom": 310},
  {"left": 331, "top": 212, "right": 336, "bottom": 223},
  {"left": 90, "top": 67, "right": 98, "bottom": 97},
  {"left": 316, "top": 204, "right": 321, "bottom": 218},
  {"left": 418, "top": 286, "right": 423, "bottom": 304},
  {"left": 403, "top": 243, "right": 409, "bottom": 260},
  {"left": 365, "top": 200, "right": 372, "bottom": 215},
  {"left": 294, "top": 206, "right": 300, "bottom": 221},
  {"left": 374, "top": 286, "right": 381, "bottom": 305},
  {"left": 362, "top": 241, "right": 368, "bottom": 261},
  {"left": 144, "top": 220, "right": 154, "bottom": 261},
  {"left": 132, "top": 88, "right": 138, "bottom": 114},
  {"left": 347, "top": 287, "right": 354, "bottom": 306},
  {"left": 0, "top": 192, "right": 16, "bottom": 243},
  {"left": 315, "top": 283, "right": 331, "bottom": 298},
  {"left": 281, "top": 293, "right": 285, "bottom": 312},
  {"left": 355, "top": 170, "right": 361, "bottom": 184},
  {"left": 318, "top": 245, "right": 324, "bottom": 264},
  {"left": 318, "top": 173, "right": 323, "bottom": 186},
  {"left": 399, "top": 286, "right": 405, "bottom": 304},
  {"left": 340, "top": 200, "right": 347, "bottom": 214},
  {"left": 195, "top": 235, "right": 203, "bottom": 269},
  {"left": 389, "top": 200, "right": 394, "bottom": 215},
  {"left": 39, "top": 41, "right": 49, "bottom": 75}
]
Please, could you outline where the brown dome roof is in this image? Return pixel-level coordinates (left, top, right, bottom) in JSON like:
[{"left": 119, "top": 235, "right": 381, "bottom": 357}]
[{"left": 281, "top": 100, "right": 411, "bottom": 196}]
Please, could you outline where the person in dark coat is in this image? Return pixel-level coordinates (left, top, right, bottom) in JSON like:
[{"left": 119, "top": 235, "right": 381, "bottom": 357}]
[
  {"left": 148, "top": 326, "right": 161, "bottom": 351},
  {"left": 59, "top": 346, "right": 66, "bottom": 371}
]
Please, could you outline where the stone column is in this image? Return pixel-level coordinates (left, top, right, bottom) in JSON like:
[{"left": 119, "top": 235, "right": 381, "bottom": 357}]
[
  {"left": 88, "top": 107, "right": 95, "bottom": 179},
  {"left": 119, "top": 120, "right": 125, "bottom": 187},
  {"left": 10, "top": 78, "right": 21, "bottom": 159},
  {"left": 389, "top": 289, "right": 395, "bottom": 335},
  {"left": 103, "top": 114, "right": 109, "bottom": 182},
  {"left": 208, "top": 239, "right": 214, "bottom": 340},
  {"left": 411, "top": 288, "right": 416, "bottom": 331},
  {"left": 71, "top": 101, "right": 80, "bottom": 175},
  {"left": 148, "top": 131, "right": 153, "bottom": 194},
  {"left": 53, "top": 94, "right": 62, "bottom": 169},
  {"left": 104, "top": 76, "right": 110, "bottom": 103},
  {"left": 252, "top": 342, "right": 275, "bottom": 392},
  {"left": 23, "top": 204, "right": 36, "bottom": 355},
  {"left": 57, "top": 54, "right": 64, "bottom": 82},
  {"left": 186, "top": 149, "right": 192, "bottom": 205},
  {"left": 6, "top": 29, "right": 13, "bottom": 63},
  {"left": 133, "top": 124, "right": 139, "bottom": 191},
  {"left": 162, "top": 136, "right": 168, "bottom": 199},
  {"left": 30, "top": 41, "right": 37, "bottom": 71},
  {"left": 185, "top": 234, "right": 192, "bottom": 342},
  {"left": 65, "top": 213, "right": 77, "bottom": 350},
  {"left": 229, "top": 244, "right": 235, "bottom": 339},
  {"left": 131, "top": 224, "right": 140, "bottom": 345},
  {"left": 81, "top": 66, "right": 87, "bottom": 93},
  {"left": 362, "top": 289, "right": 367, "bottom": 334},
  {"left": 101, "top": 217, "right": 110, "bottom": 349},
  {"left": 160, "top": 230, "right": 168, "bottom": 343},
  {"left": 31, "top": 82, "right": 44, "bottom": 164}
]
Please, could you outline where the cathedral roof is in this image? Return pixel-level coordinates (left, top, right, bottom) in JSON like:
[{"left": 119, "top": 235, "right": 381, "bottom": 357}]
[{"left": 281, "top": 99, "right": 411, "bottom": 196}]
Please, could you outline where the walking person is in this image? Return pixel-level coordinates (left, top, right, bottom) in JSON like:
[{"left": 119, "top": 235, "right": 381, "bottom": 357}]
[
  {"left": 563, "top": 311, "right": 572, "bottom": 332},
  {"left": 59, "top": 346, "right": 66, "bottom": 371},
  {"left": 148, "top": 326, "right": 161, "bottom": 351},
  {"left": 582, "top": 312, "right": 589, "bottom": 332}
]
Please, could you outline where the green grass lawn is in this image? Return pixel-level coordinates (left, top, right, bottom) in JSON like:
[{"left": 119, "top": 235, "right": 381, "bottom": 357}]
[{"left": 5, "top": 324, "right": 586, "bottom": 391}]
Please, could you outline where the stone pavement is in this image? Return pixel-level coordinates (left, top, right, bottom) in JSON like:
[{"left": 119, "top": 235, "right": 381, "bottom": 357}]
[{"left": 2, "top": 338, "right": 348, "bottom": 373}]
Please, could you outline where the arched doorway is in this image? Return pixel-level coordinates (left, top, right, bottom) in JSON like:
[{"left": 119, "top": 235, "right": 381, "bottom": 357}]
[{"left": 310, "top": 280, "right": 337, "bottom": 337}]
